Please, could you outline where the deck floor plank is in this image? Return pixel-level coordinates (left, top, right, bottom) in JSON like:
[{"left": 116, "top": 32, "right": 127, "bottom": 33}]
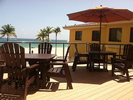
[{"left": 1, "top": 64, "right": 133, "bottom": 100}]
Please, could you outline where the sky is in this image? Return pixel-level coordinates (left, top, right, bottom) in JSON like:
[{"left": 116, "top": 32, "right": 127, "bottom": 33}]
[{"left": 1, "top": 0, "right": 133, "bottom": 41}]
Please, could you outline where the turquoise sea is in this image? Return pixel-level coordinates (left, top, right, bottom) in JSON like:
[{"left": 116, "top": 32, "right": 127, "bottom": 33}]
[{"left": 0, "top": 38, "right": 69, "bottom": 48}]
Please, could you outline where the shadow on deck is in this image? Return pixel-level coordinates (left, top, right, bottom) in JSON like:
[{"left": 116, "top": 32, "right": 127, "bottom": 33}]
[{"left": 1, "top": 64, "right": 133, "bottom": 100}]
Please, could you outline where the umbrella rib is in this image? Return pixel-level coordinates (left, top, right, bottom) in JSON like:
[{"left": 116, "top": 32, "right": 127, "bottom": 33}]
[
  {"left": 102, "top": 12, "right": 109, "bottom": 23},
  {"left": 68, "top": 11, "right": 100, "bottom": 22},
  {"left": 68, "top": 8, "right": 133, "bottom": 23},
  {"left": 85, "top": 11, "right": 102, "bottom": 22},
  {"left": 108, "top": 10, "right": 131, "bottom": 20},
  {"left": 68, "top": 12, "right": 88, "bottom": 22},
  {"left": 85, "top": 14, "right": 98, "bottom": 22}
]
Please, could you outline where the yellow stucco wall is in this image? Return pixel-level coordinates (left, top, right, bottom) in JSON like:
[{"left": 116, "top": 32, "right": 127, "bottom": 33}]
[
  {"left": 106, "top": 23, "right": 133, "bottom": 44},
  {"left": 67, "top": 21, "right": 133, "bottom": 61}
]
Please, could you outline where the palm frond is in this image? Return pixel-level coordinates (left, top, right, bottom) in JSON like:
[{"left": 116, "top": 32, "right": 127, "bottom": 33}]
[{"left": 0, "top": 24, "right": 17, "bottom": 41}]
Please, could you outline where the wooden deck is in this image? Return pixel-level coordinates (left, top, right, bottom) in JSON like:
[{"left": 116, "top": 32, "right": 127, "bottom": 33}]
[{"left": 1, "top": 63, "right": 133, "bottom": 100}]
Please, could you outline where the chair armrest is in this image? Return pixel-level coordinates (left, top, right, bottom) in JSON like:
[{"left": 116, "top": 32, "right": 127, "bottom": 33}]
[
  {"left": 27, "top": 64, "right": 39, "bottom": 70},
  {"left": 116, "top": 54, "right": 123, "bottom": 56},
  {"left": 50, "top": 59, "right": 65, "bottom": 62},
  {"left": 0, "top": 60, "right": 5, "bottom": 65},
  {"left": 116, "top": 55, "right": 123, "bottom": 56},
  {"left": 111, "top": 57, "right": 126, "bottom": 63},
  {"left": 48, "top": 61, "right": 68, "bottom": 65},
  {"left": 0, "top": 62, "right": 6, "bottom": 68},
  {"left": 78, "top": 54, "right": 89, "bottom": 57}
]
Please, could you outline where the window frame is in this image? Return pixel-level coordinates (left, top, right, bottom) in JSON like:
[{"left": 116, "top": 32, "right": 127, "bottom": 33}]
[
  {"left": 109, "top": 28, "right": 122, "bottom": 42},
  {"left": 92, "top": 30, "right": 100, "bottom": 41},
  {"left": 130, "top": 27, "right": 133, "bottom": 42},
  {"left": 75, "top": 31, "right": 82, "bottom": 41}
]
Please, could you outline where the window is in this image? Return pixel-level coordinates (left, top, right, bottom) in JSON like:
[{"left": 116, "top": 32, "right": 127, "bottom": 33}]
[
  {"left": 130, "top": 27, "right": 133, "bottom": 42},
  {"left": 92, "top": 30, "right": 100, "bottom": 41},
  {"left": 109, "top": 28, "right": 122, "bottom": 42},
  {"left": 75, "top": 31, "right": 82, "bottom": 40}
]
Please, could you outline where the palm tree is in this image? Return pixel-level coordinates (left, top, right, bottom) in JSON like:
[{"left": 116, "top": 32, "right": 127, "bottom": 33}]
[
  {"left": 53, "top": 27, "right": 61, "bottom": 54},
  {"left": 35, "top": 29, "right": 48, "bottom": 43},
  {"left": 0, "top": 24, "right": 17, "bottom": 41},
  {"left": 44, "top": 26, "right": 53, "bottom": 43}
]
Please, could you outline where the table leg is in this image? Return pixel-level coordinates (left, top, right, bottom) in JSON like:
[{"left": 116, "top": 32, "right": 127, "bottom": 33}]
[
  {"left": 90, "top": 55, "right": 94, "bottom": 71},
  {"left": 72, "top": 56, "right": 79, "bottom": 71},
  {"left": 41, "top": 62, "right": 47, "bottom": 89},
  {"left": 112, "top": 54, "right": 116, "bottom": 76}
]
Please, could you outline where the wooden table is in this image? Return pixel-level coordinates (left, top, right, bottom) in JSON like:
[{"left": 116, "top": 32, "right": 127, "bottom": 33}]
[
  {"left": 25, "top": 54, "right": 56, "bottom": 89},
  {"left": 87, "top": 51, "right": 116, "bottom": 72}
]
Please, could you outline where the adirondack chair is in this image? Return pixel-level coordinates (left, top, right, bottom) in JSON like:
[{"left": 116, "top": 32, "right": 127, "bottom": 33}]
[
  {"left": 46, "top": 61, "right": 73, "bottom": 89},
  {"left": 112, "top": 45, "right": 133, "bottom": 81},
  {"left": 0, "top": 43, "right": 39, "bottom": 100},
  {"left": 0, "top": 46, "right": 4, "bottom": 65},
  {"left": 115, "top": 44, "right": 132, "bottom": 61},
  {"left": 72, "top": 44, "right": 90, "bottom": 71},
  {"left": 89, "top": 43, "right": 107, "bottom": 71},
  {"left": 114, "top": 44, "right": 133, "bottom": 69},
  {"left": 89, "top": 43, "right": 101, "bottom": 51},
  {"left": 47, "top": 45, "right": 72, "bottom": 82},
  {"left": 120, "top": 44, "right": 132, "bottom": 59},
  {"left": 29, "top": 42, "right": 52, "bottom": 65},
  {"left": 51, "top": 45, "right": 70, "bottom": 63},
  {"left": 38, "top": 42, "right": 52, "bottom": 54}
]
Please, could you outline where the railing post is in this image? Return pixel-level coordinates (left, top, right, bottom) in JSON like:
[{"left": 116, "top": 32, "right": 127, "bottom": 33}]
[
  {"left": 86, "top": 43, "right": 88, "bottom": 52},
  {"left": 119, "top": 44, "right": 122, "bottom": 59},
  {"left": 29, "top": 43, "right": 31, "bottom": 54},
  {"left": 63, "top": 43, "right": 65, "bottom": 59}
]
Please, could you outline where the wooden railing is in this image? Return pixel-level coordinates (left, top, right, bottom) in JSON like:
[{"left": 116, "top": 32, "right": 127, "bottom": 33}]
[{"left": 0, "top": 42, "right": 132, "bottom": 62}]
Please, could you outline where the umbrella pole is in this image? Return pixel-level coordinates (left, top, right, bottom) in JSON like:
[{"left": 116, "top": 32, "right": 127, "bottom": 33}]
[
  {"left": 98, "top": 10, "right": 102, "bottom": 69},
  {"left": 99, "top": 10, "right": 102, "bottom": 46}
]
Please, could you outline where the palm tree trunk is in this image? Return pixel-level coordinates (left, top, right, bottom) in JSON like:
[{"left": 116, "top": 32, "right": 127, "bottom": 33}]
[
  {"left": 48, "top": 34, "right": 49, "bottom": 43},
  {"left": 7, "top": 36, "right": 8, "bottom": 41},
  {"left": 55, "top": 34, "right": 57, "bottom": 55}
]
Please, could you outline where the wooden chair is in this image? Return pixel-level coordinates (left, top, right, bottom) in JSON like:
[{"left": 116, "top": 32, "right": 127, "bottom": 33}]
[
  {"left": 112, "top": 45, "right": 133, "bottom": 81},
  {"left": 46, "top": 61, "right": 73, "bottom": 89},
  {"left": 48, "top": 45, "right": 72, "bottom": 81},
  {"left": 121, "top": 44, "right": 132, "bottom": 59},
  {"left": 115, "top": 44, "right": 132, "bottom": 61},
  {"left": 47, "top": 45, "right": 73, "bottom": 89},
  {"left": 38, "top": 42, "right": 52, "bottom": 54},
  {"left": 0, "top": 43, "right": 39, "bottom": 100},
  {"left": 114, "top": 44, "right": 133, "bottom": 69},
  {"left": 51, "top": 45, "right": 70, "bottom": 63},
  {"left": 89, "top": 43, "right": 107, "bottom": 71},
  {"left": 0, "top": 46, "right": 5, "bottom": 66},
  {"left": 89, "top": 43, "right": 101, "bottom": 51},
  {"left": 29, "top": 42, "right": 52, "bottom": 65},
  {"left": 72, "top": 44, "right": 90, "bottom": 71}
]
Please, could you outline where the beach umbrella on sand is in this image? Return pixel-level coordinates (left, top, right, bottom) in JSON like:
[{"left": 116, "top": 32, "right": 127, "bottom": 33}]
[{"left": 67, "top": 5, "right": 133, "bottom": 46}]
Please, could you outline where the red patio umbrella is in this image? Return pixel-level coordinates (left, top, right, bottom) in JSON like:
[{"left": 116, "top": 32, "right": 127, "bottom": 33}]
[{"left": 67, "top": 5, "right": 133, "bottom": 44}]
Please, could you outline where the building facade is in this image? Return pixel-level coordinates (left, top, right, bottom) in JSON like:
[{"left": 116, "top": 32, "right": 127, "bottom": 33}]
[{"left": 63, "top": 20, "right": 133, "bottom": 61}]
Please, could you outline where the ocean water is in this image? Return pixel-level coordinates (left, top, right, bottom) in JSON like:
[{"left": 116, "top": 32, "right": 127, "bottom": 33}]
[{"left": 0, "top": 38, "right": 69, "bottom": 48}]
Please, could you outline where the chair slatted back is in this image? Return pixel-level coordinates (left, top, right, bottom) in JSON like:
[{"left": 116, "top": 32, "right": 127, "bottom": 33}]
[
  {"left": 74, "top": 44, "right": 79, "bottom": 55},
  {"left": 72, "top": 44, "right": 89, "bottom": 71},
  {"left": 112, "top": 45, "right": 133, "bottom": 81},
  {"left": 47, "top": 62, "right": 73, "bottom": 89},
  {"left": 89, "top": 43, "right": 101, "bottom": 51},
  {"left": 122, "top": 44, "right": 132, "bottom": 59},
  {"left": 1, "top": 43, "right": 26, "bottom": 69},
  {"left": 0, "top": 43, "right": 39, "bottom": 100},
  {"left": 64, "top": 45, "right": 70, "bottom": 61},
  {"left": 126, "top": 45, "right": 133, "bottom": 60},
  {"left": 38, "top": 42, "right": 52, "bottom": 54}
]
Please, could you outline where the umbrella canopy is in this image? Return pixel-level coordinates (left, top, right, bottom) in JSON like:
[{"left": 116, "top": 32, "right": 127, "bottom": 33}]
[{"left": 67, "top": 5, "right": 133, "bottom": 44}]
